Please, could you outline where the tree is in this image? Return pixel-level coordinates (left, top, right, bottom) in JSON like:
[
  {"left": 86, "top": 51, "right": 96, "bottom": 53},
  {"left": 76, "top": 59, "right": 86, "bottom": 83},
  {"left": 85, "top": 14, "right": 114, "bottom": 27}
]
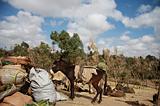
[
  {"left": 50, "top": 30, "right": 85, "bottom": 64},
  {"left": 13, "top": 41, "right": 29, "bottom": 56},
  {"left": 0, "top": 48, "right": 7, "bottom": 58},
  {"left": 29, "top": 42, "right": 53, "bottom": 70},
  {"left": 21, "top": 41, "right": 29, "bottom": 48}
]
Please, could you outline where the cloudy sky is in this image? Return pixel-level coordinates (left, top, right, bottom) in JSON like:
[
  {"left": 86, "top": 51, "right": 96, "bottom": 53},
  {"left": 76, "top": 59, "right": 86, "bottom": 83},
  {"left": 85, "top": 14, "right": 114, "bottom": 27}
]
[{"left": 0, "top": 0, "right": 160, "bottom": 57}]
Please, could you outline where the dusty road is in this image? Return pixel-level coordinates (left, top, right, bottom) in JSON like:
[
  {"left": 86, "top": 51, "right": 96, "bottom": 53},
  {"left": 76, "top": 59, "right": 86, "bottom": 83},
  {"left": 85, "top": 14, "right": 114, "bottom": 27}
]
[{"left": 56, "top": 86, "right": 156, "bottom": 106}]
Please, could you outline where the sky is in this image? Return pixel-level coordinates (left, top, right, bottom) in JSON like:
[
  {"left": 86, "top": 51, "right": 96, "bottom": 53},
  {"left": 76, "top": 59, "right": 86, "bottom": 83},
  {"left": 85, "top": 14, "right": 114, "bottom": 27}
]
[{"left": 0, "top": 0, "right": 160, "bottom": 57}]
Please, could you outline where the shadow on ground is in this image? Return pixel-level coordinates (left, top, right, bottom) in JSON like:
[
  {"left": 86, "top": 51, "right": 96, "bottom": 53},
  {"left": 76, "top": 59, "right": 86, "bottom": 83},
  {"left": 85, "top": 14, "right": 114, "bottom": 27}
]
[
  {"left": 58, "top": 89, "right": 93, "bottom": 100},
  {"left": 124, "top": 101, "right": 148, "bottom": 106},
  {"left": 115, "top": 99, "right": 149, "bottom": 106}
]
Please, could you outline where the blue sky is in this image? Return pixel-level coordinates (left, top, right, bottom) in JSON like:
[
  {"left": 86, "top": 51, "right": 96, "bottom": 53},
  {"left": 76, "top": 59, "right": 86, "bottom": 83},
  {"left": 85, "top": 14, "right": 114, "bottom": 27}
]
[{"left": 0, "top": 0, "right": 160, "bottom": 57}]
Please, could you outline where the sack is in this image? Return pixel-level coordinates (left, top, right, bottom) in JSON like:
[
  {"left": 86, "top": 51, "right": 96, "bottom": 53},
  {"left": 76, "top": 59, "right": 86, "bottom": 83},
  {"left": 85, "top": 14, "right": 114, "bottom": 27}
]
[
  {"left": 29, "top": 68, "right": 57, "bottom": 103},
  {"left": 0, "top": 65, "right": 27, "bottom": 85},
  {"left": 29, "top": 68, "right": 68, "bottom": 103},
  {"left": 56, "top": 92, "right": 68, "bottom": 101}
]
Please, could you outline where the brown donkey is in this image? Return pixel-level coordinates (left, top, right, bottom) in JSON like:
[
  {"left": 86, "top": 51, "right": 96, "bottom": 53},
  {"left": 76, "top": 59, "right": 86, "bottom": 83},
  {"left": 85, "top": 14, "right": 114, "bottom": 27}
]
[{"left": 52, "top": 59, "right": 107, "bottom": 103}]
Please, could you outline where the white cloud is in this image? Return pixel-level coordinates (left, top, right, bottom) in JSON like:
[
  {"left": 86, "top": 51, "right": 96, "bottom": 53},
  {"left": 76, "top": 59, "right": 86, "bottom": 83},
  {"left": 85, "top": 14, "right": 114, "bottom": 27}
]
[
  {"left": 86, "top": 14, "right": 113, "bottom": 31},
  {"left": 3, "top": 0, "right": 160, "bottom": 57},
  {"left": 117, "top": 34, "right": 159, "bottom": 57},
  {"left": 5, "top": 0, "right": 120, "bottom": 43},
  {"left": 50, "top": 20, "right": 64, "bottom": 27},
  {"left": 5, "top": 0, "right": 81, "bottom": 17},
  {"left": 122, "top": 7, "right": 160, "bottom": 36},
  {"left": 120, "top": 31, "right": 130, "bottom": 41},
  {"left": 96, "top": 37, "right": 115, "bottom": 54},
  {"left": 137, "top": 4, "right": 152, "bottom": 14},
  {"left": 141, "top": 35, "right": 154, "bottom": 43},
  {"left": 0, "top": 11, "right": 47, "bottom": 48},
  {"left": 118, "top": 6, "right": 160, "bottom": 57},
  {"left": 120, "top": 35, "right": 130, "bottom": 41},
  {"left": 96, "top": 31, "right": 160, "bottom": 57},
  {"left": 67, "top": 13, "right": 114, "bottom": 44}
]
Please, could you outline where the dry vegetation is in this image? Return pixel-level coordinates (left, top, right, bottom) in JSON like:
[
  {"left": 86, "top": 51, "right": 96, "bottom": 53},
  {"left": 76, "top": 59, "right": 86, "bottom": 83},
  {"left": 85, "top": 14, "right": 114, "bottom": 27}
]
[{"left": 0, "top": 30, "right": 159, "bottom": 105}]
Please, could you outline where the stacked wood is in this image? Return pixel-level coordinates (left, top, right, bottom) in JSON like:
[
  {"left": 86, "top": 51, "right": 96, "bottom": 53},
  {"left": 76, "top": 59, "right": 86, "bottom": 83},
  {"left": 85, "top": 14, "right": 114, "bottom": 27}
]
[{"left": 1, "top": 56, "right": 31, "bottom": 65}]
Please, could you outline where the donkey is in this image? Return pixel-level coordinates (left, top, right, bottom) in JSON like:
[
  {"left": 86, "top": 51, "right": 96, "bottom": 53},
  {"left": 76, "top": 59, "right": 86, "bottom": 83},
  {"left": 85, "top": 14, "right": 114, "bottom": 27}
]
[{"left": 52, "top": 59, "right": 107, "bottom": 103}]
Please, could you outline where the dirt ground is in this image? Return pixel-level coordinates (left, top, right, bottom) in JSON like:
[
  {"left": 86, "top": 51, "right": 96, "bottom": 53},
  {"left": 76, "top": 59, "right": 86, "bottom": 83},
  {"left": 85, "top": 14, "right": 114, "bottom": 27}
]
[{"left": 56, "top": 83, "right": 157, "bottom": 106}]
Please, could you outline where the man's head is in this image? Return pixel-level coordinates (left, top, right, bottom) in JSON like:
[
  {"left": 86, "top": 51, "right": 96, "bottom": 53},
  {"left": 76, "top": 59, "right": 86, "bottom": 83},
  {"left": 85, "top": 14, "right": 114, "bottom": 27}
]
[{"left": 97, "top": 62, "right": 107, "bottom": 71}]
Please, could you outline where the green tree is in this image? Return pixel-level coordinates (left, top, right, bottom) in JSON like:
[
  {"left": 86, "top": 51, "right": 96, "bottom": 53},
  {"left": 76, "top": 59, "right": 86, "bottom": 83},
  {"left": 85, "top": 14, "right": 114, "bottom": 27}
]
[
  {"left": 13, "top": 41, "right": 29, "bottom": 56},
  {"left": 29, "top": 42, "right": 54, "bottom": 70},
  {"left": 50, "top": 30, "right": 85, "bottom": 64},
  {"left": 0, "top": 48, "right": 7, "bottom": 58}
]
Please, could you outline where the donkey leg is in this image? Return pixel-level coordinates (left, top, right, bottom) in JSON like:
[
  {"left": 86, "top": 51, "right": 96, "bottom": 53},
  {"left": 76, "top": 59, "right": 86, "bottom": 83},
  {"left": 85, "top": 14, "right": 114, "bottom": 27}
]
[
  {"left": 69, "top": 80, "right": 75, "bottom": 99},
  {"left": 67, "top": 69, "right": 75, "bottom": 100},
  {"left": 98, "top": 88, "right": 103, "bottom": 104},
  {"left": 91, "top": 82, "right": 100, "bottom": 103},
  {"left": 91, "top": 92, "right": 99, "bottom": 103},
  {"left": 89, "top": 83, "right": 92, "bottom": 94},
  {"left": 103, "top": 73, "right": 107, "bottom": 95},
  {"left": 88, "top": 81, "right": 93, "bottom": 94}
]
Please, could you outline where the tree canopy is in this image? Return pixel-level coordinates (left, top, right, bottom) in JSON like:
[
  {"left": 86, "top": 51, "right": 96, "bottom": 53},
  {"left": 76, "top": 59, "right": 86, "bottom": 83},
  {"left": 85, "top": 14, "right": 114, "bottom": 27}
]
[
  {"left": 13, "top": 41, "right": 29, "bottom": 56},
  {"left": 29, "top": 42, "right": 53, "bottom": 70},
  {"left": 50, "top": 30, "right": 85, "bottom": 64}
]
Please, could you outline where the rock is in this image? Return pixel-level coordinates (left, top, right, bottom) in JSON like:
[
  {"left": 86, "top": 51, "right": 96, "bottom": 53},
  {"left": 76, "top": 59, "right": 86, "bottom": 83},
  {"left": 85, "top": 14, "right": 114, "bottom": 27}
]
[
  {"left": 2, "top": 92, "right": 32, "bottom": 106},
  {"left": 123, "top": 87, "right": 135, "bottom": 93},
  {"left": 110, "top": 90, "right": 126, "bottom": 97},
  {"left": 104, "top": 85, "right": 113, "bottom": 96},
  {"left": 115, "top": 83, "right": 135, "bottom": 93}
]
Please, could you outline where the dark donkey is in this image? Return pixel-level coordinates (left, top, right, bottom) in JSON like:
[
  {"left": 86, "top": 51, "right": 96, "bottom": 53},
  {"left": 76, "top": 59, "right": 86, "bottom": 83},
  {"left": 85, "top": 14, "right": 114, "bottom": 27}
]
[{"left": 52, "top": 59, "right": 107, "bottom": 103}]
